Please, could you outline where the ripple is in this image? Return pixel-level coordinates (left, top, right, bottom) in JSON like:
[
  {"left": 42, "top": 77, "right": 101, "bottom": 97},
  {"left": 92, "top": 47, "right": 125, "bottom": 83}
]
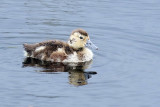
[{"left": 26, "top": 93, "right": 68, "bottom": 99}]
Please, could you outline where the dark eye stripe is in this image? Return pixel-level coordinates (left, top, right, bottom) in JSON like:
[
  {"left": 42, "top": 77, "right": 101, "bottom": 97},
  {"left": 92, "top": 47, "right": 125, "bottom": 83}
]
[{"left": 80, "top": 37, "right": 83, "bottom": 39}]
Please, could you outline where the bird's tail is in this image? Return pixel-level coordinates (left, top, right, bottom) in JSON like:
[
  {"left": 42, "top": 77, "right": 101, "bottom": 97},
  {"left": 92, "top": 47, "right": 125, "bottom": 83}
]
[{"left": 23, "top": 43, "right": 33, "bottom": 57}]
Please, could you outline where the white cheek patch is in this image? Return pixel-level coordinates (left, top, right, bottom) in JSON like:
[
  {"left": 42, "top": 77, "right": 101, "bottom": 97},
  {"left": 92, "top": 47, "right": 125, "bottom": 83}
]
[{"left": 35, "top": 46, "right": 46, "bottom": 52}]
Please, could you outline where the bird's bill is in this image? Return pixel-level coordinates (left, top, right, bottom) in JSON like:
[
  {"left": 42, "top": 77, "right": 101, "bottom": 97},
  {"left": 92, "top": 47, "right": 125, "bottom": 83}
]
[{"left": 86, "top": 39, "right": 98, "bottom": 50}]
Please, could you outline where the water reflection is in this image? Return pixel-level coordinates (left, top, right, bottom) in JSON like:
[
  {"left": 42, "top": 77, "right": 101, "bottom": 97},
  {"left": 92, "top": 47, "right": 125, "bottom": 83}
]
[
  {"left": 69, "top": 70, "right": 97, "bottom": 86},
  {"left": 23, "top": 57, "right": 97, "bottom": 86}
]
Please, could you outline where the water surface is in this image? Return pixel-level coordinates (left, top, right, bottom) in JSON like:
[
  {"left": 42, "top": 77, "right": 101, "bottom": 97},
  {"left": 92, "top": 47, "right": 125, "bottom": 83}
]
[{"left": 1, "top": 0, "right": 160, "bottom": 107}]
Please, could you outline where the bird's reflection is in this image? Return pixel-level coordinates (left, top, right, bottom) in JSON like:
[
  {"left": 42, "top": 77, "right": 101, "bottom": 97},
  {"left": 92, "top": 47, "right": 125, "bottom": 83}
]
[
  {"left": 23, "top": 57, "right": 97, "bottom": 86},
  {"left": 69, "top": 70, "right": 97, "bottom": 86}
]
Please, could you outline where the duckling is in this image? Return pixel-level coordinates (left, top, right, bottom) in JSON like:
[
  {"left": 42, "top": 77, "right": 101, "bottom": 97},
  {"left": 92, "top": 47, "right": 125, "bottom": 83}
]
[{"left": 23, "top": 29, "right": 98, "bottom": 62}]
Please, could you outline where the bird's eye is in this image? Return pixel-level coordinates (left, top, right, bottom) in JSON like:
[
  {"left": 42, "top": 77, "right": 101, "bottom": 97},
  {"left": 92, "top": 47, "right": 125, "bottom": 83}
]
[{"left": 80, "top": 37, "right": 83, "bottom": 39}]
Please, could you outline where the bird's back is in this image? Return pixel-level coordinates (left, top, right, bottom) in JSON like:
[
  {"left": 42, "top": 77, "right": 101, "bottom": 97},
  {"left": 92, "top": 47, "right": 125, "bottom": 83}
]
[{"left": 23, "top": 40, "right": 75, "bottom": 61}]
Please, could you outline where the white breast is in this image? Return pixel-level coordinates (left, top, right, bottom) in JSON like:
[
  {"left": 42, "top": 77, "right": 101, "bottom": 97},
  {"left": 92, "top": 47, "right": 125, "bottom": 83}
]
[
  {"left": 63, "top": 52, "right": 79, "bottom": 62},
  {"left": 82, "top": 48, "right": 93, "bottom": 62},
  {"left": 62, "top": 48, "right": 93, "bottom": 62}
]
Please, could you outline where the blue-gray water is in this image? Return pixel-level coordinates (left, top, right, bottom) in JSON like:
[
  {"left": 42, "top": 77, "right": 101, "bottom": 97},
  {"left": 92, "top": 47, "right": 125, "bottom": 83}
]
[{"left": 1, "top": 0, "right": 160, "bottom": 107}]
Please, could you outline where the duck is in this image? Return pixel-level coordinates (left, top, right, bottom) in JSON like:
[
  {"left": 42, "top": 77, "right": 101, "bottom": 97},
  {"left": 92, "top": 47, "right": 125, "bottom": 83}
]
[{"left": 23, "top": 28, "right": 98, "bottom": 62}]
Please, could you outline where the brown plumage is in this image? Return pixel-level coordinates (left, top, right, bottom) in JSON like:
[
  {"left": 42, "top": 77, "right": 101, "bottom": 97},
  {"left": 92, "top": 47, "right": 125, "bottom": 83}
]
[
  {"left": 23, "top": 28, "right": 97, "bottom": 62},
  {"left": 71, "top": 29, "right": 88, "bottom": 37},
  {"left": 23, "top": 40, "right": 77, "bottom": 61}
]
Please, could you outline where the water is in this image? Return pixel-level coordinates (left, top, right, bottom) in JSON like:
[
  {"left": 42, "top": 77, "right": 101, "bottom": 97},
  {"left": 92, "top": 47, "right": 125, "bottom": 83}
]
[{"left": 1, "top": 0, "right": 160, "bottom": 107}]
